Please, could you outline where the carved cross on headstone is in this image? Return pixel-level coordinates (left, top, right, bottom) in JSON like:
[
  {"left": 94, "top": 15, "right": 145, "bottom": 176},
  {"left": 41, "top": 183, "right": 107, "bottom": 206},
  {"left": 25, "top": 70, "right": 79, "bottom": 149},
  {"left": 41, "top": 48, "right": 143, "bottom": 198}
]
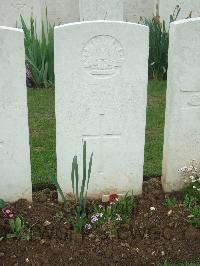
[{"left": 83, "top": 113, "right": 121, "bottom": 174}]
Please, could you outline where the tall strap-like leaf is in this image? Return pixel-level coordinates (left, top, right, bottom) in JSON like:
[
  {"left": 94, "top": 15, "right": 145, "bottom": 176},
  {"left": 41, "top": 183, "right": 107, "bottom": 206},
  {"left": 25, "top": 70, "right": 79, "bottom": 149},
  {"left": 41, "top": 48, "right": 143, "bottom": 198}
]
[
  {"left": 51, "top": 176, "right": 68, "bottom": 212},
  {"left": 80, "top": 141, "right": 87, "bottom": 201},
  {"left": 74, "top": 156, "right": 79, "bottom": 201},
  {"left": 87, "top": 152, "right": 93, "bottom": 190},
  {"left": 71, "top": 156, "right": 76, "bottom": 196}
]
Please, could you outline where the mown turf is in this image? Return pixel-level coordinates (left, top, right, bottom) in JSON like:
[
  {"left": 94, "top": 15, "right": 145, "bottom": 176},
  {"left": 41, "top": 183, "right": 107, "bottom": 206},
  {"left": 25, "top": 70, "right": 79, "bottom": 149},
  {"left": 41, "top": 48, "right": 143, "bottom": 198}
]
[
  {"left": 28, "top": 89, "right": 56, "bottom": 185},
  {"left": 28, "top": 80, "right": 167, "bottom": 185},
  {"left": 144, "top": 80, "right": 166, "bottom": 177}
]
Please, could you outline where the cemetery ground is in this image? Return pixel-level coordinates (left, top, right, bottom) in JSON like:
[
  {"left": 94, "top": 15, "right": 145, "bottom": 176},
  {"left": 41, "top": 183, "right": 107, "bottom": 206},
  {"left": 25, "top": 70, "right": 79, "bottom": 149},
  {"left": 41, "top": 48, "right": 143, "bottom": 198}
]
[{"left": 0, "top": 80, "right": 200, "bottom": 265}]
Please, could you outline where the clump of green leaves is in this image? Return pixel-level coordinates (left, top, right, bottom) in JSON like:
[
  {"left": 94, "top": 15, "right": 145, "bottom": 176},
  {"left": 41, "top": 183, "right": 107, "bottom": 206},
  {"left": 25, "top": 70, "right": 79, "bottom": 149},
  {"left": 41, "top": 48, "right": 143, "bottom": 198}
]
[
  {"left": 71, "top": 141, "right": 93, "bottom": 233},
  {"left": 141, "top": 6, "right": 181, "bottom": 80},
  {"left": 163, "top": 197, "right": 177, "bottom": 207},
  {"left": 53, "top": 211, "right": 64, "bottom": 221},
  {"left": 7, "top": 216, "right": 24, "bottom": 239},
  {"left": 21, "top": 10, "right": 54, "bottom": 88},
  {"left": 85, "top": 194, "right": 136, "bottom": 233},
  {"left": 142, "top": 15, "right": 169, "bottom": 80},
  {"left": 51, "top": 141, "right": 93, "bottom": 233},
  {"left": 0, "top": 201, "right": 31, "bottom": 240},
  {"left": 0, "top": 199, "right": 5, "bottom": 209}
]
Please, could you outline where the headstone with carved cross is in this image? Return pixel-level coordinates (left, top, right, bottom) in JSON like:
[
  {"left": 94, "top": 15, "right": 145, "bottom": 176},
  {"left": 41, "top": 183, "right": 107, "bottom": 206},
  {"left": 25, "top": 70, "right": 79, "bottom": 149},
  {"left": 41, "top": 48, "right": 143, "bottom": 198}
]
[
  {"left": 55, "top": 21, "right": 149, "bottom": 198},
  {"left": 0, "top": 27, "right": 32, "bottom": 202},
  {"left": 163, "top": 18, "right": 200, "bottom": 191},
  {"left": 79, "top": 0, "right": 123, "bottom": 21}
]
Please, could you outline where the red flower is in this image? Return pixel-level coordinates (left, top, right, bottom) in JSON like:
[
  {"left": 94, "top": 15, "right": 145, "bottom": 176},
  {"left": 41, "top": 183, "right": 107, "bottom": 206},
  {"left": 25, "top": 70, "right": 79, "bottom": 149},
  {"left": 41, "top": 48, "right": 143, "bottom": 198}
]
[{"left": 108, "top": 194, "right": 118, "bottom": 204}]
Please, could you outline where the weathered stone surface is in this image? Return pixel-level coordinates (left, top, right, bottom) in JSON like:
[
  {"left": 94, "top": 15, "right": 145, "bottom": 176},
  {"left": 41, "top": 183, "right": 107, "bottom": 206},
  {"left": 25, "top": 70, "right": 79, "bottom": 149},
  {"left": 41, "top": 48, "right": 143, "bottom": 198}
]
[
  {"left": 79, "top": 0, "right": 123, "bottom": 21},
  {"left": 159, "top": 0, "right": 200, "bottom": 29},
  {"left": 0, "top": 27, "right": 32, "bottom": 202},
  {"left": 42, "top": 0, "right": 80, "bottom": 26},
  {"left": 0, "top": 0, "right": 42, "bottom": 32},
  {"left": 0, "top": 0, "right": 156, "bottom": 27},
  {"left": 55, "top": 21, "right": 149, "bottom": 198},
  {"left": 124, "top": 0, "right": 155, "bottom": 23},
  {"left": 162, "top": 18, "right": 200, "bottom": 192}
]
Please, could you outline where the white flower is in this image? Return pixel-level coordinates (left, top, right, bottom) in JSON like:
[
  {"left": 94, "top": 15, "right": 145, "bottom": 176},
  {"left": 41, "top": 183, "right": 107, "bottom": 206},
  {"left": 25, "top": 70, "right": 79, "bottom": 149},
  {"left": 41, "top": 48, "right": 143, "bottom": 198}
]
[
  {"left": 150, "top": 207, "right": 156, "bottom": 211},
  {"left": 116, "top": 214, "right": 122, "bottom": 221},
  {"left": 96, "top": 212, "right": 103, "bottom": 218}
]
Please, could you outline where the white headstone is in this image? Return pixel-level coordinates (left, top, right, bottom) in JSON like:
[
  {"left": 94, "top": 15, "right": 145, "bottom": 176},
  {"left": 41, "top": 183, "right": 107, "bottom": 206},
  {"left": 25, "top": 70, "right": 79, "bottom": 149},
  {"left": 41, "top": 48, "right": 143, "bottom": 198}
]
[
  {"left": 79, "top": 0, "right": 123, "bottom": 21},
  {"left": 124, "top": 0, "right": 155, "bottom": 23},
  {"left": 159, "top": 0, "right": 200, "bottom": 29},
  {"left": 162, "top": 18, "right": 200, "bottom": 191},
  {"left": 0, "top": 0, "right": 42, "bottom": 33},
  {"left": 0, "top": 27, "right": 32, "bottom": 202},
  {"left": 55, "top": 21, "right": 149, "bottom": 198},
  {"left": 42, "top": 0, "right": 80, "bottom": 26}
]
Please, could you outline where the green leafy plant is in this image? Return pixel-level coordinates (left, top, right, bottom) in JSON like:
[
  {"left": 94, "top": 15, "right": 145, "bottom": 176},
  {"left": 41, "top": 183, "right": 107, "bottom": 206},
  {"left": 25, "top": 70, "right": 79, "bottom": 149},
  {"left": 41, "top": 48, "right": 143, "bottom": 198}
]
[
  {"left": 141, "top": 6, "right": 181, "bottom": 80},
  {"left": 51, "top": 177, "right": 68, "bottom": 212},
  {"left": 85, "top": 194, "right": 136, "bottom": 233},
  {"left": 53, "top": 211, "right": 64, "bottom": 221},
  {"left": 71, "top": 141, "right": 93, "bottom": 233},
  {"left": 7, "top": 216, "right": 24, "bottom": 239},
  {"left": 0, "top": 199, "right": 5, "bottom": 209},
  {"left": 141, "top": 16, "right": 169, "bottom": 80},
  {"left": 179, "top": 160, "right": 200, "bottom": 226},
  {"left": 163, "top": 197, "right": 177, "bottom": 207},
  {"left": 21, "top": 10, "right": 54, "bottom": 88}
]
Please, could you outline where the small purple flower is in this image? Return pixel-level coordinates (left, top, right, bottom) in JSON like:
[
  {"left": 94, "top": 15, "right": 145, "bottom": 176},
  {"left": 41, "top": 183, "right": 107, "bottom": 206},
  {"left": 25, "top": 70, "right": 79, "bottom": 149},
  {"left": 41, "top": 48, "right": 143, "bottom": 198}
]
[
  {"left": 85, "top": 224, "right": 92, "bottom": 230},
  {"left": 26, "top": 64, "right": 34, "bottom": 88},
  {"left": 91, "top": 215, "right": 98, "bottom": 223},
  {"left": 2, "top": 204, "right": 16, "bottom": 220}
]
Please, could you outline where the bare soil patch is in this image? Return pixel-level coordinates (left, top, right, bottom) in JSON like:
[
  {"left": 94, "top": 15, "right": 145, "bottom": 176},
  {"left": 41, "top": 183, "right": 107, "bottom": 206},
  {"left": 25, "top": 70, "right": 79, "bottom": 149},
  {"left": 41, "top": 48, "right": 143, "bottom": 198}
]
[{"left": 0, "top": 178, "right": 200, "bottom": 265}]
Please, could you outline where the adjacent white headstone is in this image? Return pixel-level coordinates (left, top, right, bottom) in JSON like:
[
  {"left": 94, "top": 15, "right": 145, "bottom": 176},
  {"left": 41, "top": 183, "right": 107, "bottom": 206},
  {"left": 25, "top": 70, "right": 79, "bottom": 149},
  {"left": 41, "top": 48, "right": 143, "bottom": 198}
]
[
  {"left": 0, "top": 0, "right": 42, "bottom": 33},
  {"left": 162, "top": 18, "right": 200, "bottom": 191},
  {"left": 124, "top": 0, "right": 155, "bottom": 23},
  {"left": 55, "top": 21, "right": 149, "bottom": 198},
  {"left": 42, "top": 0, "right": 80, "bottom": 26},
  {"left": 79, "top": 0, "right": 123, "bottom": 21},
  {"left": 159, "top": 0, "right": 200, "bottom": 29},
  {"left": 0, "top": 27, "right": 32, "bottom": 202}
]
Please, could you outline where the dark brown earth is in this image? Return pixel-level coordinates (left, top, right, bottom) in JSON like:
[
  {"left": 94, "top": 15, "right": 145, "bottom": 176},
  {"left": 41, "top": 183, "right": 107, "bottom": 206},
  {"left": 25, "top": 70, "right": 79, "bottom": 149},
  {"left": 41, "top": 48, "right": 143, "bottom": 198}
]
[{"left": 0, "top": 178, "right": 200, "bottom": 266}]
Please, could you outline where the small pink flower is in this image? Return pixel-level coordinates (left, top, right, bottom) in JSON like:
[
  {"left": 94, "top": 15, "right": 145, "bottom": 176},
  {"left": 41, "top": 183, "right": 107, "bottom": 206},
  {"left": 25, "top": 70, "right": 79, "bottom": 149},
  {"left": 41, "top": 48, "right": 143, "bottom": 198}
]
[{"left": 2, "top": 204, "right": 16, "bottom": 220}]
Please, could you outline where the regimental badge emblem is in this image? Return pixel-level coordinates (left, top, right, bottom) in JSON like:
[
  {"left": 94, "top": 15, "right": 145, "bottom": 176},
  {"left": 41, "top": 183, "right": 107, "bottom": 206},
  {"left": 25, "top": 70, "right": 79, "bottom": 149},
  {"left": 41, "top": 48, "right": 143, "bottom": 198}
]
[{"left": 82, "top": 35, "right": 124, "bottom": 79}]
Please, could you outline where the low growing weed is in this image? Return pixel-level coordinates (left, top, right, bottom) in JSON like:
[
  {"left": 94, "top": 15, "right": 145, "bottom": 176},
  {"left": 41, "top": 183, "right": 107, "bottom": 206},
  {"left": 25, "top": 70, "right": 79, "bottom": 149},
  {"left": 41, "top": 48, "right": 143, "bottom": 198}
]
[
  {"left": 179, "top": 160, "right": 200, "bottom": 226},
  {"left": 85, "top": 194, "right": 136, "bottom": 234},
  {"left": 163, "top": 197, "right": 177, "bottom": 207},
  {"left": 0, "top": 202, "right": 31, "bottom": 239}
]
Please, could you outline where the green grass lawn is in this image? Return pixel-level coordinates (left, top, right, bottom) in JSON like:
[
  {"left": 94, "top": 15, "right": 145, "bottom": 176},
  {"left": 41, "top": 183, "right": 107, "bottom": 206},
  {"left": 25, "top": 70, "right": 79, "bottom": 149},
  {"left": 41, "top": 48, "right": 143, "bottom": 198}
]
[{"left": 28, "top": 80, "right": 167, "bottom": 185}]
